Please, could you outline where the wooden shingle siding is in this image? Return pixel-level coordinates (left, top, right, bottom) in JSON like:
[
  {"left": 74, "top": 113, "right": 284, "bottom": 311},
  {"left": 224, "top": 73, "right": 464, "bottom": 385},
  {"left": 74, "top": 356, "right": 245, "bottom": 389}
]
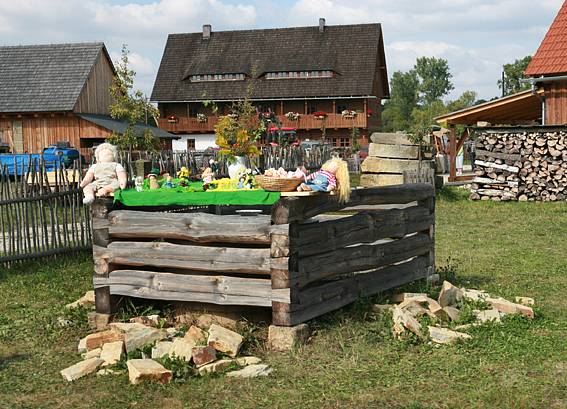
[{"left": 74, "top": 50, "right": 115, "bottom": 114}]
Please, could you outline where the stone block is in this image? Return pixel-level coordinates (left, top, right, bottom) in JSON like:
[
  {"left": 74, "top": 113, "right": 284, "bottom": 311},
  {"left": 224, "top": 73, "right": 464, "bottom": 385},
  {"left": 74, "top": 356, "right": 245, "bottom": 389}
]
[
  {"left": 170, "top": 337, "right": 196, "bottom": 361},
  {"left": 268, "top": 324, "right": 310, "bottom": 352},
  {"left": 359, "top": 173, "right": 404, "bottom": 187},
  {"left": 226, "top": 364, "right": 273, "bottom": 378},
  {"left": 61, "top": 358, "right": 104, "bottom": 382},
  {"left": 184, "top": 325, "right": 207, "bottom": 345},
  {"left": 369, "top": 143, "right": 420, "bottom": 159},
  {"left": 198, "top": 359, "right": 234, "bottom": 376},
  {"left": 192, "top": 346, "right": 217, "bottom": 367},
  {"left": 100, "top": 341, "right": 124, "bottom": 366},
  {"left": 151, "top": 341, "right": 173, "bottom": 359},
  {"left": 438, "top": 281, "right": 463, "bottom": 307},
  {"left": 207, "top": 324, "right": 243, "bottom": 358},
  {"left": 126, "top": 359, "right": 172, "bottom": 385},
  {"left": 428, "top": 326, "right": 472, "bottom": 344}
]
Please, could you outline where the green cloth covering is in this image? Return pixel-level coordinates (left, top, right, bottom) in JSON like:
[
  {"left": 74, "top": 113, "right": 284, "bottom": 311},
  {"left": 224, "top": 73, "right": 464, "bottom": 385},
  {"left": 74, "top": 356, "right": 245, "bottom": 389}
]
[{"left": 114, "top": 182, "right": 281, "bottom": 207}]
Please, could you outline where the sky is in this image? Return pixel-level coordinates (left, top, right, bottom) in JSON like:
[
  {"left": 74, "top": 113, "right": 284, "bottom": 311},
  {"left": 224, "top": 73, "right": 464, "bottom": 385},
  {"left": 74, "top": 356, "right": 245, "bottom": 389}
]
[{"left": 0, "top": 0, "right": 563, "bottom": 102}]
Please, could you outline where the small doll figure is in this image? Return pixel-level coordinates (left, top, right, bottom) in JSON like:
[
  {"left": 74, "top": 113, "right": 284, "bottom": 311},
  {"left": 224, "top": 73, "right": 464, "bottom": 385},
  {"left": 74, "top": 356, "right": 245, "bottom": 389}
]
[
  {"left": 297, "top": 157, "right": 350, "bottom": 203},
  {"left": 163, "top": 174, "right": 175, "bottom": 188},
  {"left": 177, "top": 167, "right": 190, "bottom": 179},
  {"left": 135, "top": 176, "right": 144, "bottom": 192},
  {"left": 148, "top": 174, "right": 159, "bottom": 190},
  {"left": 80, "top": 143, "right": 127, "bottom": 205},
  {"left": 202, "top": 167, "right": 215, "bottom": 184}
]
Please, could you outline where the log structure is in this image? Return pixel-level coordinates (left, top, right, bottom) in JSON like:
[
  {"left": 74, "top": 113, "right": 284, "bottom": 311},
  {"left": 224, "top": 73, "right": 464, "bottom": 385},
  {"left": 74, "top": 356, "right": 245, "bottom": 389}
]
[
  {"left": 360, "top": 132, "right": 434, "bottom": 187},
  {"left": 92, "top": 184, "right": 435, "bottom": 326},
  {"left": 471, "top": 127, "right": 567, "bottom": 202}
]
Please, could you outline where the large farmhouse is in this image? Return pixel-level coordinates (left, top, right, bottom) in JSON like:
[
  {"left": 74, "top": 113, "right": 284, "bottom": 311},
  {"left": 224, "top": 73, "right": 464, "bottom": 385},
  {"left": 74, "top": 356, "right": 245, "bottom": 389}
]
[
  {"left": 151, "top": 19, "right": 389, "bottom": 150},
  {"left": 0, "top": 42, "right": 173, "bottom": 158}
]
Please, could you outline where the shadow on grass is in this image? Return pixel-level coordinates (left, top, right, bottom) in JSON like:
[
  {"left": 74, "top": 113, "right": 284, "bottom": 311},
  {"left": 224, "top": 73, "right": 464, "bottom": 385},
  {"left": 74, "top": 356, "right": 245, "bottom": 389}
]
[
  {"left": 0, "top": 252, "right": 91, "bottom": 281},
  {"left": 437, "top": 186, "right": 469, "bottom": 202},
  {"left": 0, "top": 353, "right": 29, "bottom": 371}
]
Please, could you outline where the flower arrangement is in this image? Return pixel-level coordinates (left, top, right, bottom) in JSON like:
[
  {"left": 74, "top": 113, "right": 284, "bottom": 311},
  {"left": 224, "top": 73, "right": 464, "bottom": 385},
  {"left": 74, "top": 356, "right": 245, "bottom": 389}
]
[
  {"left": 313, "top": 111, "right": 327, "bottom": 120},
  {"left": 341, "top": 109, "right": 357, "bottom": 119},
  {"left": 196, "top": 113, "right": 207, "bottom": 123},
  {"left": 167, "top": 114, "right": 178, "bottom": 123},
  {"left": 285, "top": 112, "right": 301, "bottom": 121},
  {"left": 367, "top": 108, "right": 373, "bottom": 117}
]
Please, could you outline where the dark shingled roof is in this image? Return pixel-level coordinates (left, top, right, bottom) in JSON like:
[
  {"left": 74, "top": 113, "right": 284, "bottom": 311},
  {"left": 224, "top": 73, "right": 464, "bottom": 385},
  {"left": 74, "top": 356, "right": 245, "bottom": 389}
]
[
  {"left": 151, "top": 23, "right": 389, "bottom": 102},
  {"left": 0, "top": 42, "right": 108, "bottom": 113},
  {"left": 77, "top": 114, "right": 177, "bottom": 139}
]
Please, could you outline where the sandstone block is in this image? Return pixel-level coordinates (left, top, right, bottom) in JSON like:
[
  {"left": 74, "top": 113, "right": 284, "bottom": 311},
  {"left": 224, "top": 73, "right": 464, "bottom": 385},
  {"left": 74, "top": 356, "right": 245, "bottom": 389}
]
[
  {"left": 126, "top": 359, "right": 172, "bottom": 385},
  {"left": 170, "top": 337, "right": 196, "bottom": 361},
  {"left": 438, "top": 281, "right": 463, "bottom": 307},
  {"left": 486, "top": 298, "right": 534, "bottom": 318},
  {"left": 192, "top": 346, "right": 217, "bottom": 367},
  {"left": 369, "top": 143, "right": 420, "bottom": 159},
  {"left": 268, "top": 324, "right": 310, "bottom": 352},
  {"left": 359, "top": 173, "right": 404, "bottom": 187},
  {"left": 428, "top": 326, "right": 471, "bottom": 344},
  {"left": 100, "top": 341, "right": 124, "bottom": 366},
  {"left": 226, "top": 364, "right": 273, "bottom": 378},
  {"left": 198, "top": 359, "right": 234, "bottom": 376},
  {"left": 85, "top": 330, "right": 125, "bottom": 351},
  {"left": 184, "top": 325, "right": 207, "bottom": 345},
  {"left": 207, "top": 324, "right": 243, "bottom": 357},
  {"left": 475, "top": 309, "right": 501, "bottom": 323},
  {"left": 151, "top": 341, "right": 173, "bottom": 359},
  {"left": 66, "top": 290, "right": 95, "bottom": 309},
  {"left": 61, "top": 358, "right": 104, "bottom": 382},
  {"left": 82, "top": 348, "right": 101, "bottom": 360},
  {"left": 235, "top": 356, "right": 262, "bottom": 366}
]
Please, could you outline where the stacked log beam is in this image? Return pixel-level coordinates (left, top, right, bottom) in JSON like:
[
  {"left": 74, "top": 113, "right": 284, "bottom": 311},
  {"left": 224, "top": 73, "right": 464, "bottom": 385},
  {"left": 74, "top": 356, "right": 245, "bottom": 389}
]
[
  {"left": 360, "top": 133, "right": 434, "bottom": 187},
  {"left": 471, "top": 129, "right": 567, "bottom": 202}
]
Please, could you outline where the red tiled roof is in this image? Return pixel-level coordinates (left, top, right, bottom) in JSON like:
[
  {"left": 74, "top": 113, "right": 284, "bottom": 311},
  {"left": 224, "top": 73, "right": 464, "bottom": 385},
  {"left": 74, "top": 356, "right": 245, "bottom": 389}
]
[{"left": 526, "top": 1, "right": 567, "bottom": 76}]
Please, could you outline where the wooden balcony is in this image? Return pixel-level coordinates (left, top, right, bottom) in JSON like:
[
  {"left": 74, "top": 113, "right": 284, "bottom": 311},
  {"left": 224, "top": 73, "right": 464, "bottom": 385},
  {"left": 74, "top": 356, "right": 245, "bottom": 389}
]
[{"left": 157, "top": 113, "right": 368, "bottom": 134}]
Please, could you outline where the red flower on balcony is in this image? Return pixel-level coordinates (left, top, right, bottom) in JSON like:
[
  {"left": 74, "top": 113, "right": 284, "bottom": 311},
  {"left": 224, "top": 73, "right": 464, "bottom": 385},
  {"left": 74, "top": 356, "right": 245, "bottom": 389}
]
[
  {"left": 313, "top": 111, "right": 327, "bottom": 120},
  {"left": 167, "top": 115, "right": 178, "bottom": 123},
  {"left": 367, "top": 108, "right": 373, "bottom": 117}
]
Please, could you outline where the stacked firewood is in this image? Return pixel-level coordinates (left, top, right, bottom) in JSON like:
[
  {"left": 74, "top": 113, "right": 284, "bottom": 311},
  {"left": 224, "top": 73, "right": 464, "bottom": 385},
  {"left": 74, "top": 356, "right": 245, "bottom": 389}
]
[{"left": 471, "top": 129, "right": 567, "bottom": 202}]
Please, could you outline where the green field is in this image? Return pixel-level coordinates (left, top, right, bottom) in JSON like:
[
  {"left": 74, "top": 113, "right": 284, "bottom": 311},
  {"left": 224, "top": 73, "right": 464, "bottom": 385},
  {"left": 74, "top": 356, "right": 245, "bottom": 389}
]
[{"left": 1, "top": 187, "right": 567, "bottom": 409}]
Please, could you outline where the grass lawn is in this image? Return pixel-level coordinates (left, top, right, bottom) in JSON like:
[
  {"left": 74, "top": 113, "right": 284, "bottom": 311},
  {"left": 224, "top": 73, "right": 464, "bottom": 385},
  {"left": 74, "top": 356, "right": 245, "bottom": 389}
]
[{"left": 1, "top": 187, "right": 567, "bottom": 409}]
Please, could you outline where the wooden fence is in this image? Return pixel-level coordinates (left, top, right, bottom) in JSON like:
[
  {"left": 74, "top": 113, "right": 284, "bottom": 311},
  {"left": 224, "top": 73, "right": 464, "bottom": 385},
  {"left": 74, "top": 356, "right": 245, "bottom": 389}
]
[
  {"left": 0, "top": 160, "right": 91, "bottom": 265},
  {"left": 92, "top": 184, "right": 435, "bottom": 325}
]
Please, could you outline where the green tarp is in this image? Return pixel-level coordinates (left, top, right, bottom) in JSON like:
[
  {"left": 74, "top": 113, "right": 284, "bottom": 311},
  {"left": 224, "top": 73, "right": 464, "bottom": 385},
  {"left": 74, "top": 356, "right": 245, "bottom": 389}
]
[{"left": 113, "top": 183, "right": 281, "bottom": 207}]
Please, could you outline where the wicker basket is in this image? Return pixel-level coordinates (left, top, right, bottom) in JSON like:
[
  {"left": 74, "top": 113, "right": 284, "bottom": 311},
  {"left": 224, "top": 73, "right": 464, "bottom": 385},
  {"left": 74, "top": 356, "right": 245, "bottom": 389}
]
[{"left": 256, "top": 175, "right": 302, "bottom": 192}]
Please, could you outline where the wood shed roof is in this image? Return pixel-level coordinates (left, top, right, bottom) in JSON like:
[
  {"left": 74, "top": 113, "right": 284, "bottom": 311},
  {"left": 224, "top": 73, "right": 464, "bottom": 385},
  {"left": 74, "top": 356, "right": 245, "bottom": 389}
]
[
  {"left": 435, "top": 90, "right": 543, "bottom": 126},
  {"left": 151, "top": 23, "right": 389, "bottom": 102},
  {"left": 0, "top": 43, "right": 111, "bottom": 113}
]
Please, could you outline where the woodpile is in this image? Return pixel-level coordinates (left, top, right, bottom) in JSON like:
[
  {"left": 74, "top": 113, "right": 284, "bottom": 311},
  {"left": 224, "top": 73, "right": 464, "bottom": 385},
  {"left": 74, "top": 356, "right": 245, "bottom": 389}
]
[
  {"left": 360, "top": 132, "right": 434, "bottom": 187},
  {"left": 471, "top": 128, "right": 567, "bottom": 202}
]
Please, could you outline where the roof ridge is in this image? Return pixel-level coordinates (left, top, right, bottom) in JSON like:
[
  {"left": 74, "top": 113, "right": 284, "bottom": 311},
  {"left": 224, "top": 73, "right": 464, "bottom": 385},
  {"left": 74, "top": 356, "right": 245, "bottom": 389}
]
[
  {"left": 0, "top": 42, "right": 105, "bottom": 49},
  {"left": 168, "top": 22, "right": 381, "bottom": 37}
]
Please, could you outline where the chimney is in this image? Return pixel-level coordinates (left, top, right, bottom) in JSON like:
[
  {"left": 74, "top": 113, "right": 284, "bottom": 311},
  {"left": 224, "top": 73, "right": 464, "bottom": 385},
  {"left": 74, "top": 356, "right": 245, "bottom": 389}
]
[
  {"left": 203, "top": 24, "right": 211, "bottom": 40},
  {"left": 319, "top": 18, "right": 325, "bottom": 33}
]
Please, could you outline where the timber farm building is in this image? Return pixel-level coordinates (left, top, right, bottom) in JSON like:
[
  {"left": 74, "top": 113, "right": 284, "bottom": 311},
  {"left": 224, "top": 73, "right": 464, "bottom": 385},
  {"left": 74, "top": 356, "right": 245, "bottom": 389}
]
[
  {"left": 151, "top": 19, "right": 389, "bottom": 151},
  {"left": 0, "top": 42, "right": 173, "bottom": 159}
]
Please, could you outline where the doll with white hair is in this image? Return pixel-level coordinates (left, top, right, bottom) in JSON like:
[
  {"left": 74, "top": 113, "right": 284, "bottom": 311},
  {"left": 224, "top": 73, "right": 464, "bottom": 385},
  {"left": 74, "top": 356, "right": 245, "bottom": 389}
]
[{"left": 80, "top": 143, "right": 127, "bottom": 204}]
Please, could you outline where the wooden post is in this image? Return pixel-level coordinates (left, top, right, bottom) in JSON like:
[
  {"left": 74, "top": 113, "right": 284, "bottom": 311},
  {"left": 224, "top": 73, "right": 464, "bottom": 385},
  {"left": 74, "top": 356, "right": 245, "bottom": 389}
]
[
  {"left": 449, "top": 125, "right": 457, "bottom": 182},
  {"left": 418, "top": 195, "right": 435, "bottom": 277},
  {"left": 92, "top": 198, "right": 120, "bottom": 316},
  {"left": 280, "top": 101, "right": 284, "bottom": 116},
  {"left": 304, "top": 101, "right": 308, "bottom": 115},
  {"left": 332, "top": 100, "right": 336, "bottom": 114}
]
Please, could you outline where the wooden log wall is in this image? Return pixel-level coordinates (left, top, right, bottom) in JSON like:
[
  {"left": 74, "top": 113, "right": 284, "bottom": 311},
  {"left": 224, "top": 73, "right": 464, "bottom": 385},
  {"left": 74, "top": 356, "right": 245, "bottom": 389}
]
[
  {"left": 91, "top": 183, "right": 435, "bottom": 326},
  {"left": 270, "top": 184, "right": 435, "bottom": 326},
  {"left": 471, "top": 128, "right": 567, "bottom": 202}
]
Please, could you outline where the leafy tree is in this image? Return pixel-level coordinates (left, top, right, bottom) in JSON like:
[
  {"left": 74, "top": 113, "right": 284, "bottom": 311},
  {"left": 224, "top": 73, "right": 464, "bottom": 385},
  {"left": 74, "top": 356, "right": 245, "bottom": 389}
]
[
  {"left": 409, "top": 100, "right": 448, "bottom": 143},
  {"left": 446, "top": 90, "right": 478, "bottom": 112},
  {"left": 381, "top": 70, "right": 419, "bottom": 131},
  {"left": 107, "top": 45, "right": 160, "bottom": 152},
  {"left": 497, "top": 56, "right": 532, "bottom": 96},
  {"left": 414, "top": 56, "right": 454, "bottom": 105}
]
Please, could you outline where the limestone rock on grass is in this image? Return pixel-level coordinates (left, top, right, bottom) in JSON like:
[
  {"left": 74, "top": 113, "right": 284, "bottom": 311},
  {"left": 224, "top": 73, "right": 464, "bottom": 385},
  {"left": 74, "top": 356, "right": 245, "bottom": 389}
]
[
  {"left": 198, "top": 359, "right": 234, "bottom": 376},
  {"left": 184, "top": 325, "right": 207, "bottom": 345},
  {"left": 151, "top": 341, "right": 173, "bottom": 359},
  {"left": 372, "top": 304, "right": 394, "bottom": 313},
  {"left": 192, "top": 346, "right": 217, "bottom": 367},
  {"left": 126, "top": 359, "right": 172, "bottom": 385},
  {"left": 226, "top": 364, "right": 273, "bottom": 378},
  {"left": 207, "top": 324, "right": 243, "bottom": 357},
  {"left": 61, "top": 358, "right": 104, "bottom": 382},
  {"left": 110, "top": 323, "right": 166, "bottom": 353},
  {"left": 428, "top": 326, "right": 471, "bottom": 345},
  {"left": 129, "top": 315, "right": 161, "bottom": 327},
  {"left": 235, "top": 356, "right": 262, "bottom": 366},
  {"left": 475, "top": 309, "right": 502, "bottom": 323},
  {"left": 267, "top": 324, "right": 310, "bottom": 352},
  {"left": 170, "top": 337, "right": 196, "bottom": 361},
  {"left": 461, "top": 288, "right": 490, "bottom": 302},
  {"left": 100, "top": 341, "right": 124, "bottom": 366},
  {"left": 443, "top": 306, "right": 461, "bottom": 322},
  {"left": 65, "top": 291, "right": 95, "bottom": 309},
  {"left": 392, "top": 293, "right": 428, "bottom": 303},
  {"left": 392, "top": 307, "right": 424, "bottom": 339},
  {"left": 438, "top": 281, "right": 463, "bottom": 307},
  {"left": 515, "top": 297, "right": 535, "bottom": 306},
  {"left": 82, "top": 348, "right": 101, "bottom": 360},
  {"left": 85, "top": 330, "right": 125, "bottom": 351},
  {"left": 486, "top": 297, "right": 534, "bottom": 318}
]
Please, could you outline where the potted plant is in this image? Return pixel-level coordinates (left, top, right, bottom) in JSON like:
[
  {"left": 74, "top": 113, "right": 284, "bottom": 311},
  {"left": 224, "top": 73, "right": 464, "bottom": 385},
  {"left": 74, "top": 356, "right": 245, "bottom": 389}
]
[
  {"left": 196, "top": 113, "right": 207, "bottom": 123},
  {"left": 341, "top": 109, "right": 357, "bottom": 119},
  {"left": 167, "top": 114, "right": 178, "bottom": 124},
  {"left": 285, "top": 112, "right": 301, "bottom": 121},
  {"left": 313, "top": 111, "right": 327, "bottom": 120},
  {"left": 214, "top": 101, "right": 262, "bottom": 179}
]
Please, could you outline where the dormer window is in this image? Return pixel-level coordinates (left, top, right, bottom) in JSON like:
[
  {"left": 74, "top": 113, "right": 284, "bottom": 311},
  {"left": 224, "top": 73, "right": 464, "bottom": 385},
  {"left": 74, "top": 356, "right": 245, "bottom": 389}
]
[
  {"left": 190, "top": 73, "right": 245, "bottom": 82},
  {"left": 265, "top": 70, "right": 334, "bottom": 79}
]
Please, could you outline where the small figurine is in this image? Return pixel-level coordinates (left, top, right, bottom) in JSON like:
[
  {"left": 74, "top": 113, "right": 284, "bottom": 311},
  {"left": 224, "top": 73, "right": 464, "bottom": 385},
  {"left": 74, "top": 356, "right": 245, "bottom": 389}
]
[
  {"left": 135, "top": 176, "right": 144, "bottom": 192},
  {"left": 177, "top": 166, "right": 190, "bottom": 179},
  {"left": 297, "top": 158, "right": 350, "bottom": 203},
  {"left": 163, "top": 173, "right": 174, "bottom": 188},
  {"left": 202, "top": 167, "right": 215, "bottom": 184},
  {"left": 80, "top": 143, "right": 127, "bottom": 204},
  {"left": 148, "top": 174, "right": 159, "bottom": 190}
]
